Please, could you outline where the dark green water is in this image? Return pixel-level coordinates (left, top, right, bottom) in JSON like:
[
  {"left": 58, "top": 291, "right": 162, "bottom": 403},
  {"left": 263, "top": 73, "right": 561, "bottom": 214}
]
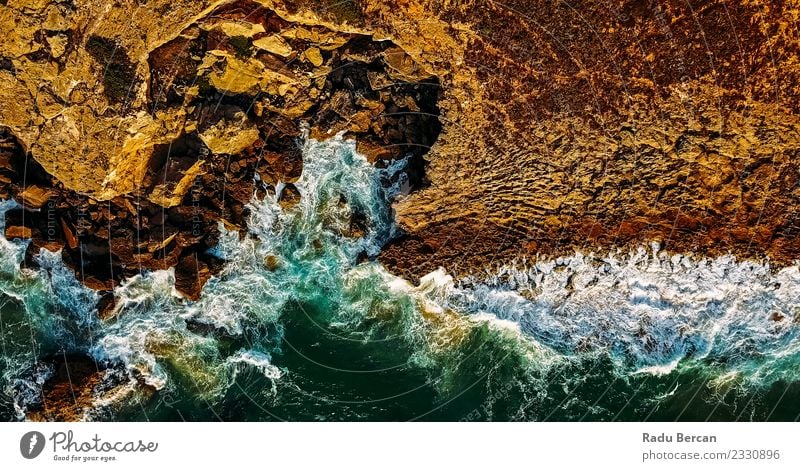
[{"left": 1, "top": 137, "right": 799, "bottom": 421}]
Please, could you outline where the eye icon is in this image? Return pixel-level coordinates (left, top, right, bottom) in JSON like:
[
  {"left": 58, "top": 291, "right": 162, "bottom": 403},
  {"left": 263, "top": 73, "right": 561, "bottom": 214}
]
[{"left": 20, "top": 431, "right": 45, "bottom": 459}]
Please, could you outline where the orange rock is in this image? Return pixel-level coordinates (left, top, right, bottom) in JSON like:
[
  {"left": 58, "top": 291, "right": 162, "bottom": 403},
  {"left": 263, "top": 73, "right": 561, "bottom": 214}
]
[
  {"left": 60, "top": 218, "right": 79, "bottom": 250},
  {"left": 18, "top": 185, "right": 53, "bottom": 209},
  {"left": 5, "top": 225, "right": 32, "bottom": 239}
]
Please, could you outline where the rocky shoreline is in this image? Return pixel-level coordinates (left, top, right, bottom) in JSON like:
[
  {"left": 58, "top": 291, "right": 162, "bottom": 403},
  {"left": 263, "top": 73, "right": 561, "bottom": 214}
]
[
  {"left": 2, "top": 0, "right": 800, "bottom": 420},
  {"left": 377, "top": 0, "right": 800, "bottom": 282},
  {"left": 3, "top": 0, "right": 797, "bottom": 294},
  {"left": 0, "top": 1, "right": 441, "bottom": 304}
]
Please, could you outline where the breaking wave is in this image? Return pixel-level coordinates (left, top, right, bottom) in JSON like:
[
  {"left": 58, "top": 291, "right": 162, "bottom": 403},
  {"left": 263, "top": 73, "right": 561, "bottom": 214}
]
[{"left": 1, "top": 135, "right": 799, "bottom": 421}]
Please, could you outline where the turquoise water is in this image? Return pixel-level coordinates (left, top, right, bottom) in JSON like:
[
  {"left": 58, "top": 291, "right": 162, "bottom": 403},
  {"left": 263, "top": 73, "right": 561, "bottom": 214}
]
[{"left": 1, "top": 136, "right": 800, "bottom": 421}]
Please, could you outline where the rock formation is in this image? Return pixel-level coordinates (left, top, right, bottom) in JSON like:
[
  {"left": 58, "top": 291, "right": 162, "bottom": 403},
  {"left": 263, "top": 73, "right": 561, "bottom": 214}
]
[
  {"left": 0, "top": 0, "right": 441, "bottom": 300},
  {"left": 1, "top": 0, "right": 798, "bottom": 290},
  {"left": 3, "top": 0, "right": 800, "bottom": 423},
  {"left": 379, "top": 0, "right": 800, "bottom": 280}
]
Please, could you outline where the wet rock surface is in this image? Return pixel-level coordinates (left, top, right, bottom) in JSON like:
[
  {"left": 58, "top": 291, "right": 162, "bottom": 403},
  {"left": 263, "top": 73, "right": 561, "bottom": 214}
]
[
  {"left": 0, "top": 1, "right": 442, "bottom": 300},
  {"left": 0, "top": 0, "right": 798, "bottom": 287},
  {"left": 23, "top": 355, "right": 135, "bottom": 422}
]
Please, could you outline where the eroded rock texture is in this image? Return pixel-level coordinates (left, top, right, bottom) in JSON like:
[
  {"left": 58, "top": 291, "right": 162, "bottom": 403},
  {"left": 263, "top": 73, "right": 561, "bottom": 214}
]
[
  {"left": 1, "top": 0, "right": 799, "bottom": 289},
  {"left": 23, "top": 355, "right": 137, "bottom": 422},
  {"left": 379, "top": 0, "right": 800, "bottom": 279}
]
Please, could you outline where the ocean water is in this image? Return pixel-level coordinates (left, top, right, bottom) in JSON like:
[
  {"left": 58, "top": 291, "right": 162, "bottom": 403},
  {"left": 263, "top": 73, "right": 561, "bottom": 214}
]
[{"left": 1, "top": 136, "right": 799, "bottom": 421}]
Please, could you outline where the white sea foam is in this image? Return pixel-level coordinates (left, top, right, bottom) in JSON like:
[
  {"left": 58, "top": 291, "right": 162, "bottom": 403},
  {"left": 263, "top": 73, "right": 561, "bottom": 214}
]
[
  {"left": 227, "top": 350, "right": 283, "bottom": 385},
  {"left": 60, "top": 134, "right": 407, "bottom": 393},
  {"left": 2, "top": 135, "right": 799, "bottom": 418},
  {"left": 10, "top": 362, "right": 53, "bottom": 421},
  {"left": 448, "top": 244, "right": 800, "bottom": 381}
]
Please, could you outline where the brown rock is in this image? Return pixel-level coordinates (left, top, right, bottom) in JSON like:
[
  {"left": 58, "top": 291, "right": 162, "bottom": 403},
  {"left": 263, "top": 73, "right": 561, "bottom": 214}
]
[
  {"left": 264, "top": 254, "right": 281, "bottom": 271},
  {"left": 278, "top": 183, "right": 301, "bottom": 210},
  {"left": 26, "top": 355, "right": 101, "bottom": 422},
  {"left": 198, "top": 109, "right": 261, "bottom": 155},
  {"left": 302, "top": 47, "right": 323, "bottom": 67},
  {"left": 253, "top": 35, "right": 293, "bottom": 57},
  {"left": 5, "top": 225, "right": 32, "bottom": 239},
  {"left": 60, "top": 218, "right": 79, "bottom": 250},
  {"left": 174, "top": 253, "right": 212, "bottom": 301},
  {"left": 96, "top": 291, "right": 117, "bottom": 321},
  {"left": 2, "top": 0, "right": 796, "bottom": 304},
  {"left": 18, "top": 185, "right": 53, "bottom": 209}
]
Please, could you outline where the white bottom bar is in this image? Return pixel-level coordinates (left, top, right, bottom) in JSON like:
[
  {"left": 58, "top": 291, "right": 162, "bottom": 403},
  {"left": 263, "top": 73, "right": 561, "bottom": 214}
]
[{"left": 1, "top": 423, "right": 797, "bottom": 470}]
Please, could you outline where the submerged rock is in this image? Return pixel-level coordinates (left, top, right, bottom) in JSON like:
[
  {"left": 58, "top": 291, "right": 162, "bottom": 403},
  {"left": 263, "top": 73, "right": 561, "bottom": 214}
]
[{"left": 24, "top": 355, "right": 136, "bottom": 422}]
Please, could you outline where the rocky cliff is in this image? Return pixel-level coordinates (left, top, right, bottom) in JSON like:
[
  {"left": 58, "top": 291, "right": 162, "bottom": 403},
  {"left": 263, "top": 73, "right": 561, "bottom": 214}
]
[{"left": 1, "top": 0, "right": 798, "bottom": 297}]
